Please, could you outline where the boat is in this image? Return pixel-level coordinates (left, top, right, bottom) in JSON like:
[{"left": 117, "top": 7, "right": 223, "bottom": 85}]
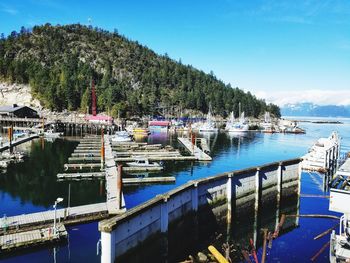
[
  {"left": 111, "top": 131, "right": 132, "bottom": 142},
  {"left": 132, "top": 128, "right": 150, "bottom": 136},
  {"left": 301, "top": 131, "right": 340, "bottom": 172},
  {"left": 261, "top": 112, "right": 275, "bottom": 133},
  {"left": 44, "top": 129, "right": 63, "bottom": 138},
  {"left": 226, "top": 111, "right": 249, "bottom": 133},
  {"left": 126, "top": 157, "right": 162, "bottom": 168},
  {"left": 329, "top": 155, "right": 350, "bottom": 262},
  {"left": 13, "top": 131, "right": 26, "bottom": 139},
  {"left": 198, "top": 107, "right": 218, "bottom": 133}
]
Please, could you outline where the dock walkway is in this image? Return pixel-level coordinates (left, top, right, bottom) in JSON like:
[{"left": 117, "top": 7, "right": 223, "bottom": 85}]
[
  {"left": 104, "top": 135, "right": 126, "bottom": 214},
  {"left": 0, "top": 134, "right": 39, "bottom": 152},
  {"left": 0, "top": 202, "right": 108, "bottom": 233},
  {"left": 178, "top": 137, "right": 212, "bottom": 161}
]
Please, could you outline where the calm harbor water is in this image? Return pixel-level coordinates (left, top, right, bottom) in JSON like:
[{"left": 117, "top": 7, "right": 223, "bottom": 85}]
[{"left": 1, "top": 117, "right": 350, "bottom": 262}]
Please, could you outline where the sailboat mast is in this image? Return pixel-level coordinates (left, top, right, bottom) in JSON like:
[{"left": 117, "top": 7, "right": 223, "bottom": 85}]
[{"left": 238, "top": 102, "right": 241, "bottom": 118}]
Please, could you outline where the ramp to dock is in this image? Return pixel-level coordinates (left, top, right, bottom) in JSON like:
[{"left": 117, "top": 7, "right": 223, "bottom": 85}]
[
  {"left": 0, "top": 134, "right": 39, "bottom": 152},
  {"left": 177, "top": 137, "right": 212, "bottom": 161},
  {"left": 104, "top": 135, "right": 126, "bottom": 214},
  {"left": 0, "top": 203, "right": 108, "bottom": 232}
]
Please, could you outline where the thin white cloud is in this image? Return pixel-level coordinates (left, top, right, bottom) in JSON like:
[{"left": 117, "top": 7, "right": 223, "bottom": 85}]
[
  {"left": 1, "top": 6, "right": 18, "bottom": 15},
  {"left": 256, "top": 89, "right": 350, "bottom": 106}
]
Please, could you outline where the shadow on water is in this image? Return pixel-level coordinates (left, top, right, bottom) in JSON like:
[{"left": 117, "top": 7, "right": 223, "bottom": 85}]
[
  {"left": 117, "top": 186, "right": 299, "bottom": 263},
  {"left": 0, "top": 138, "right": 106, "bottom": 212}
]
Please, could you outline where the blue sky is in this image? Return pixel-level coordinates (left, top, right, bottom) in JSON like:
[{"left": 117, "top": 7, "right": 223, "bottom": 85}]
[{"left": 1, "top": 0, "right": 350, "bottom": 105}]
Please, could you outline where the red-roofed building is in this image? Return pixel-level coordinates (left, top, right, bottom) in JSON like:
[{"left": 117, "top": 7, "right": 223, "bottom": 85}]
[{"left": 85, "top": 115, "right": 113, "bottom": 125}]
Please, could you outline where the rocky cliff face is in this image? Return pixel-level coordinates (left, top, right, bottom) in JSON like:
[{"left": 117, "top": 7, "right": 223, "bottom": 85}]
[{"left": 0, "top": 82, "right": 41, "bottom": 109}]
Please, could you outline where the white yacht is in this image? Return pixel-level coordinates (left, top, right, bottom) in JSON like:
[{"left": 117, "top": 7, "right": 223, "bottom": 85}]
[
  {"left": 111, "top": 131, "right": 132, "bottom": 142},
  {"left": 329, "top": 156, "right": 350, "bottom": 262},
  {"left": 226, "top": 111, "right": 249, "bottom": 133},
  {"left": 261, "top": 112, "right": 274, "bottom": 133},
  {"left": 198, "top": 108, "right": 218, "bottom": 133},
  {"left": 126, "top": 157, "right": 161, "bottom": 168},
  {"left": 44, "top": 129, "right": 63, "bottom": 138}
]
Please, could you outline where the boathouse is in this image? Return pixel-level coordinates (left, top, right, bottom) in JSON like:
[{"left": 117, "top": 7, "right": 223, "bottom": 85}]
[
  {"left": 85, "top": 115, "right": 113, "bottom": 125},
  {"left": 0, "top": 104, "right": 39, "bottom": 118}
]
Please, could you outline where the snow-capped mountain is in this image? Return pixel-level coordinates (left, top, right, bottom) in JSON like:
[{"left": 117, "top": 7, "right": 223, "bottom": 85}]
[{"left": 281, "top": 103, "right": 350, "bottom": 117}]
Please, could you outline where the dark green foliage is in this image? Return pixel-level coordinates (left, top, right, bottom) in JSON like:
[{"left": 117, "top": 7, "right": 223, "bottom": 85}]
[{"left": 0, "top": 23, "right": 280, "bottom": 117}]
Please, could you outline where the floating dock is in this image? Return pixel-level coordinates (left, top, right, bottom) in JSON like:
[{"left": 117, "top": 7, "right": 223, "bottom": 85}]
[
  {"left": 115, "top": 156, "right": 196, "bottom": 162},
  {"left": 57, "top": 172, "right": 175, "bottom": 183},
  {"left": 0, "top": 224, "right": 67, "bottom": 252},
  {"left": 177, "top": 137, "right": 212, "bottom": 161}
]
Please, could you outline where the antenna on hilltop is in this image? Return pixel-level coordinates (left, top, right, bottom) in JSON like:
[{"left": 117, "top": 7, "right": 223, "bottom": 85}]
[{"left": 88, "top": 18, "right": 92, "bottom": 27}]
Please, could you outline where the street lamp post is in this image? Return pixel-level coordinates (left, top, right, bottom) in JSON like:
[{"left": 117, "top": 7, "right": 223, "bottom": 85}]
[{"left": 53, "top": 197, "right": 64, "bottom": 237}]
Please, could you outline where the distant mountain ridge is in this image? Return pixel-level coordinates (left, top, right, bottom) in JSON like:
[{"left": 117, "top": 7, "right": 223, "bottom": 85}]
[{"left": 281, "top": 103, "right": 350, "bottom": 117}]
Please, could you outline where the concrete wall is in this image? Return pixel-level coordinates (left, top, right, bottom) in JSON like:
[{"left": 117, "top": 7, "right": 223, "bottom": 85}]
[{"left": 99, "top": 158, "right": 301, "bottom": 263}]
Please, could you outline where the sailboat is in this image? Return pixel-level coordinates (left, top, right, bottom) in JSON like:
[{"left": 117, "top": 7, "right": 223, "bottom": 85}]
[
  {"left": 261, "top": 112, "right": 274, "bottom": 133},
  {"left": 198, "top": 107, "right": 218, "bottom": 133},
  {"left": 226, "top": 111, "right": 249, "bottom": 133}
]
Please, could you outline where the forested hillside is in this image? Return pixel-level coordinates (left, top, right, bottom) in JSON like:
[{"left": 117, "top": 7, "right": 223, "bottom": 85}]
[{"left": 0, "top": 24, "right": 280, "bottom": 118}]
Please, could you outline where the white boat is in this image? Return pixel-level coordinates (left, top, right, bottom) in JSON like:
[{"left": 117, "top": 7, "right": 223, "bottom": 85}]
[
  {"left": 261, "top": 112, "right": 274, "bottom": 133},
  {"left": 198, "top": 108, "right": 218, "bottom": 133},
  {"left": 111, "top": 131, "right": 132, "bottom": 142},
  {"left": 44, "top": 129, "right": 63, "bottom": 138},
  {"left": 329, "top": 156, "right": 350, "bottom": 262},
  {"left": 13, "top": 131, "right": 26, "bottom": 139},
  {"left": 226, "top": 111, "right": 249, "bottom": 133},
  {"left": 126, "top": 157, "right": 161, "bottom": 168},
  {"left": 301, "top": 131, "right": 340, "bottom": 172}
]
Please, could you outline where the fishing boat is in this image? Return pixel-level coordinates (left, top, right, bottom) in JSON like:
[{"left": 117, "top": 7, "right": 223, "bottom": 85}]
[
  {"left": 198, "top": 108, "right": 218, "bottom": 133},
  {"left": 126, "top": 157, "right": 162, "bottom": 168},
  {"left": 44, "top": 129, "right": 63, "bottom": 138},
  {"left": 111, "top": 131, "right": 132, "bottom": 142},
  {"left": 226, "top": 111, "right": 249, "bottom": 133}
]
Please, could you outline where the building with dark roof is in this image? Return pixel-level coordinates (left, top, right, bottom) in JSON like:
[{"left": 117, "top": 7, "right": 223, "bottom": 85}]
[{"left": 0, "top": 104, "right": 39, "bottom": 118}]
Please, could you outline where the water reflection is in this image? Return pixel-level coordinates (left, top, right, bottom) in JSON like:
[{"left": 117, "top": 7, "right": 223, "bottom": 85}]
[
  {"left": 0, "top": 138, "right": 105, "bottom": 213},
  {"left": 118, "top": 187, "right": 300, "bottom": 263}
]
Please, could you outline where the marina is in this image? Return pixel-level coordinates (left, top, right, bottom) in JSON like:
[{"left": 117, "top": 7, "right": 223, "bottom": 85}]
[{"left": 0, "top": 118, "right": 349, "bottom": 262}]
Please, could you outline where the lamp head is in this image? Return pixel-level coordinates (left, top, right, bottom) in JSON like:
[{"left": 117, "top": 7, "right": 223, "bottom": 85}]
[{"left": 56, "top": 197, "right": 64, "bottom": 203}]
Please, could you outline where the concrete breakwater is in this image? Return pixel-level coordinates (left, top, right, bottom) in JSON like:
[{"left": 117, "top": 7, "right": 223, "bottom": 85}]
[{"left": 98, "top": 158, "right": 301, "bottom": 262}]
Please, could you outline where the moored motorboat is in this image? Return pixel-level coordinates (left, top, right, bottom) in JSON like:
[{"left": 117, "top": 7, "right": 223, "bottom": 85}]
[
  {"left": 44, "top": 129, "right": 63, "bottom": 138},
  {"left": 126, "top": 157, "right": 161, "bottom": 168},
  {"left": 111, "top": 131, "right": 132, "bottom": 142},
  {"left": 198, "top": 107, "right": 218, "bottom": 133}
]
